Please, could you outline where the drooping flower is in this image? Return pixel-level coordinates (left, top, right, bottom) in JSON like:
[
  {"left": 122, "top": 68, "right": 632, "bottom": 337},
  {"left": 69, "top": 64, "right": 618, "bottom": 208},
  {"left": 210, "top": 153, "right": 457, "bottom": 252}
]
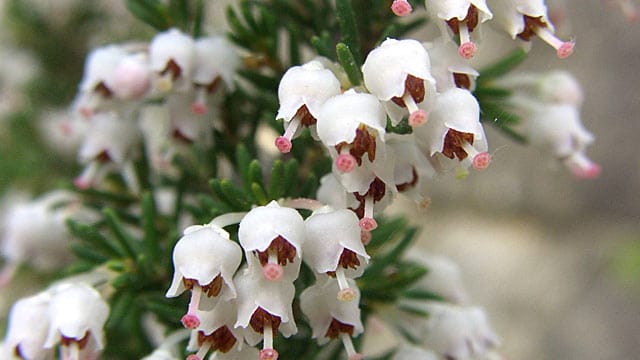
[
  {"left": 487, "top": 0, "right": 574, "bottom": 58},
  {"left": 149, "top": 28, "right": 196, "bottom": 93},
  {"left": 317, "top": 90, "right": 387, "bottom": 173},
  {"left": 362, "top": 39, "right": 437, "bottom": 127},
  {"left": 414, "top": 87, "right": 491, "bottom": 173},
  {"left": 166, "top": 224, "right": 243, "bottom": 329},
  {"left": 4, "top": 292, "right": 52, "bottom": 360},
  {"left": 385, "top": 134, "right": 434, "bottom": 208},
  {"left": 300, "top": 277, "right": 364, "bottom": 359},
  {"left": 274, "top": 60, "right": 342, "bottom": 153},
  {"left": 494, "top": 70, "right": 583, "bottom": 106},
  {"left": 238, "top": 201, "right": 305, "bottom": 281},
  {"left": 44, "top": 283, "right": 110, "bottom": 360},
  {"left": 185, "top": 301, "right": 244, "bottom": 360},
  {"left": 404, "top": 252, "right": 470, "bottom": 304},
  {"left": 303, "top": 207, "right": 370, "bottom": 301},
  {"left": 425, "top": 0, "right": 493, "bottom": 58},
  {"left": 234, "top": 265, "right": 297, "bottom": 360},
  {"left": 522, "top": 103, "right": 600, "bottom": 178},
  {"left": 425, "top": 39, "right": 480, "bottom": 91},
  {"left": 191, "top": 36, "right": 239, "bottom": 115}
]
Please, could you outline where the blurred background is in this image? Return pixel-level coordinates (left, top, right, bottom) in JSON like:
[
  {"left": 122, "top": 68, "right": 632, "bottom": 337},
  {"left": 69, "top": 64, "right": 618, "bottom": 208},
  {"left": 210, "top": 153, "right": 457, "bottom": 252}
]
[{"left": 0, "top": 0, "right": 638, "bottom": 359}]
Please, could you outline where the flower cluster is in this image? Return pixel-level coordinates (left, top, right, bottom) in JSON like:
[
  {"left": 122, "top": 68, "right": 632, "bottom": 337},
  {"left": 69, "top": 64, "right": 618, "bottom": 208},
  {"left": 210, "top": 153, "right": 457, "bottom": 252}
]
[
  {"left": 2, "top": 281, "right": 109, "bottom": 360},
  {"left": 392, "top": 0, "right": 575, "bottom": 59},
  {"left": 63, "top": 28, "right": 239, "bottom": 191},
  {"left": 166, "top": 201, "right": 369, "bottom": 360}
]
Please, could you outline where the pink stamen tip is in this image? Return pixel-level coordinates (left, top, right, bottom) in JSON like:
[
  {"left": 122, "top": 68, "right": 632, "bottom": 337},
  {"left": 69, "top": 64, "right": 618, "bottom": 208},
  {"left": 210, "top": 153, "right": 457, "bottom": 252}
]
[
  {"left": 275, "top": 136, "right": 292, "bottom": 153},
  {"left": 262, "top": 263, "right": 284, "bottom": 281},
  {"left": 186, "top": 355, "right": 201, "bottom": 360},
  {"left": 573, "top": 163, "right": 601, "bottom": 179},
  {"left": 60, "top": 122, "right": 72, "bottom": 136},
  {"left": 408, "top": 109, "right": 427, "bottom": 127},
  {"left": 458, "top": 42, "right": 477, "bottom": 59},
  {"left": 181, "top": 314, "right": 200, "bottom": 329},
  {"left": 557, "top": 42, "right": 574, "bottom": 59},
  {"left": 349, "top": 354, "right": 365, "bottom": 360},
  {"left": 73, "top": 177, "right": 91, "bottom": 190},
  {"left": 360, "top": 231, "right": 372, "bottom": 245},
  {"left": 79, "top": 107, "right": 93, "bottom": 119},
  {"left": 259, "top": 349, "right": 279, "bottom": 360},
  {"left": 336, "top": 153, "right": 357, "bottom": 173},
  {"left": 359, "top": 217, "right": 378, "bottom": 231},
  {"left": 626, "top": 11, "right": 640, "bottom": 22},
  {"left": 191, "top": 102, "right": 208, "bottom": 115},
  {"left": 391, "top": 0, "right": 413, "bottom": 16},
  {"left": 337, "top": 288, "right": 357, "bottom": 302},
  {"left": 472, "top": 152, "right": 491, "bottom": 170}
]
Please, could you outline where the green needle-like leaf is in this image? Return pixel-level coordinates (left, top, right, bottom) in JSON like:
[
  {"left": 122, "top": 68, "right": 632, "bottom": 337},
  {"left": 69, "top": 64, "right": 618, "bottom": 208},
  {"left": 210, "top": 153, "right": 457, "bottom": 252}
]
[
  {"left": 268, "top": 160, "right": 286, "bottom": 199},
  {"left": 336, "top": 42, "right": 363, "bottom": 86},
  {"left": 336, "top": 0, "right": 362, "bottom": 64},
  {"left": 104, "top": 208, "right": 140, "bottom": 260},
  {"left": 141, "top": 192, "right": 160, "bottom": 263}
]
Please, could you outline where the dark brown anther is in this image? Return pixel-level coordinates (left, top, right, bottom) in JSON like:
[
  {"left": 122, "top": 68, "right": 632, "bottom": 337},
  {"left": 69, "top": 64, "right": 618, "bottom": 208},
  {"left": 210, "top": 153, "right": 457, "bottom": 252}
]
[
  {"left": 295, "top": 104, "right": 318, "bottom": 127},
  {"left": 95, "top": 150, "right": 112, "bottom": 163},
  {"left": 197, "top": 326, "right": 237, "bottom": 353},
  {"left": 94, "top": 81, "right": 113, "bottom": 98},
  {"left": 453, "top": 73, "right": 472, "bottom": 90},
  {"left": 249, "top": 307, "right": 281, "bottom": 334},
  {"left": 61, "top": 331, "right": 91, "bottom": 349},
  {"left": 336, "top": 125, "right": 378, "bottom": 165},
  {"left": 172, "top": 129, "right": 194, "bottom": 144},
  {"left": 326, "top": 249, "right": 361, "bottom": 277},
  {"left": 324, "top": 318, "right": 355, "bottom": 339},
  {"left": 183, "top": 275, "right": 223, "bottom": 297},
  {"left": 205, "top": 76, "right": 222, "bottom": 93},
  {"left": 517, "top": 16, "right": 547, "bottom": 41},
  {"left": 396, "top": 167, "right": 419, "bottom": 192},
  {"left": 256, "top": 236, "right": 297, "bottom": 266},
  {"left": 442, "top": 129, "right": 474, "bottom": 160},
  {"left": 351, "top": 177, "right": 387, "bottom": 218},
  {"left": 446, "top": 5, "right": 480, "bottom": 34},
  {"left": 161, "top": 59, "right": 182, "bottom": 80},
  {"left": 391, "top": 75, "right": 426, "bottom": 108},
  {"left": 14, "top": 344, "right": 25, "bottom": 360}
]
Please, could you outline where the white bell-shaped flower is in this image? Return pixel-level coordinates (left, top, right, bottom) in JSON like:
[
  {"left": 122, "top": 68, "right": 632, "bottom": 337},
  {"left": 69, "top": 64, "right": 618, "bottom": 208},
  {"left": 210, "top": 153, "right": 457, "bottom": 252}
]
[
  {"left": 303, "top": 207, "right": 370, "bottom": 301},
  {"left": 414, "top": 87, "right": 491, "bottom": 172},
  {"left": 300, "top": 277, "right": 364, "bottom": 359},
  {"left": 149, "top": 28, "right": 196, "bottom": 93},
  {"left": 75, "top": 45, "right": 128, "bottom": 117},
  {"left": 385, "top": 134, "right": 434, "bottom": 209},
  {"left": 4, "top": 292, "right": 52, "bottom": 360},
  {"left": 44, "top": 283, "right": 109, "bottom": 359},
  {"left": 274, "top": 60, "right": 342, "bottom": 153},
  {"left": 185, "top": 301, "right": 244, "bottom": 360},
  {"left": 166, "top": 92, "right": 214, "bottom": 146},
  {"left": 166, "top": 224, "right": 243, "bottom": 329},
  {"left": 191, "top": 36, "right": 239, "bottom": 115},
  {"left": 362, "top": 39, "right": 436, "bottom": 127},
  {"left": 524, "top": 103, "right": 599, "bottom": 178},
  {"left": 316, "top": 173, "right": 357, "bottom": 210},
  {"left": 392, "top": 344, "right": 438, "bottom": 360},
  {"left": 234, "top": 265, "right": 297, "bottom": 360},
  {"left": 425, "top": 0, "right": 493, "bottom": 59},
  {"left": 421, "top": 304, "right": 500, "bottom": 360},
  {"left": 317, "top": 90, "right": 387, "bottom": 174},
  {"left": 0, "top": 191, "right": 77, "bottom": 287},
  {"left": 425, "top": 40, "right": 479, "bottom": 91},
  {"left": 238, "top": 201, "right": 305, "bottom": 282},
  {"left": 75, "top": 111, "right": 141, "bottom": 190},
  {"left": 487, "top": 0, "right": 574, "bottom": 58}
]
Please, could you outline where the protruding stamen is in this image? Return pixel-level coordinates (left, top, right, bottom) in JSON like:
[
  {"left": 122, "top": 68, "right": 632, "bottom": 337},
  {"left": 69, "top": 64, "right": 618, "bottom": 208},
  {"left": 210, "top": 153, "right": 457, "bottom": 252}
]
[
  {"left": 457, "top": 23, "right": 476, "bottom": 59},
  {"left": 181, "top": 284, "right": 202, "bottom": 329},
  {"left": 187, "top": 340, "right": 212, "bottom": 360},
  {"left": 532, "top": 26, "right": 574, "bottom": 59},
  {"left": 402, "top": 92, "right": 427, "bottom": 127},
  {"left": 391, "top": 0, "right": 412, "bottom": 16},
  {"left": 335, "top": 268, "right": 356, "bottom": 302},
  {"left": 74, "top": 162, "right": 100, "bottom": 189},
  {"left": 565, "top": 153, "right": 601, "bottom": 179},
  {"left": 262, "top": 251, "right": 284, "bottom": 281},
  {"left": 156, "top": 72, "right": 174, "bottom": 92},
  {"left": 336, "top": 148, "right": 357, "bottom": 173},
  {"left": 461, "top": 142, "right": 491, "bottom": 170},
  {"left": 260, "top": 324, "right": 278, "bottom": 360},
  {"left": 340, "top": 333, "right": 364, "bottom": 360},
  {"left": 275, "top": 115, "right": 302, "bottom": 153},
  {"left": 67, "top": 342, "right": 80, "bottom": 360},
  {"left": 191, "top": 87, "right": 209, "bottom": 115},
  {"left": 358, "top": 195, "right": 378, "bottom": 231}
]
